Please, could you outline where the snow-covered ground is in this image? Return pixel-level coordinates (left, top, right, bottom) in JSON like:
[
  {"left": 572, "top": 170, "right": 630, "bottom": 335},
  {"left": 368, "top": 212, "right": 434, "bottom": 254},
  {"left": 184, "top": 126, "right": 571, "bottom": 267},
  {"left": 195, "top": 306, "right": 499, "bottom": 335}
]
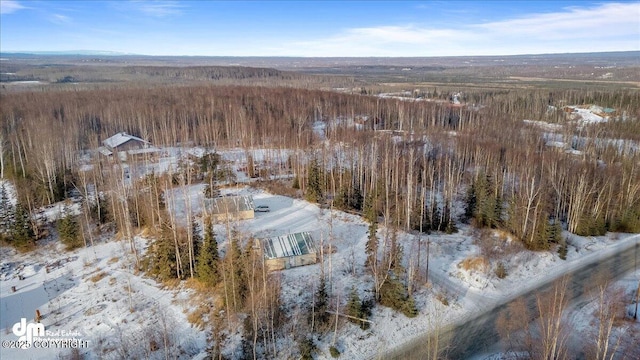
[
  {"left": 572, "top": 107, "right": 606, "bottom": 124},
  {"left": 0, "top": 180, "right": 18, "bottom": 207},
  {"left": 0, "top": 236, "right": 205, "bottom": 359},
  {"left": 1, "top": 184, "right": 638, "bottom": 359}
]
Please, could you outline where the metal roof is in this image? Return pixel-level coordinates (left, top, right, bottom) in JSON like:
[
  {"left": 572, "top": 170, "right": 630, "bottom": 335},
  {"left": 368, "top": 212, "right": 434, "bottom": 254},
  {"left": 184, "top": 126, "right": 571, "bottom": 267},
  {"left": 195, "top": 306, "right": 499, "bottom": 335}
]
[
  {"left": 205, "top": 195, "right": 254, "bottom": 215},
  {"left": 262, "top": 232, "right": 316, "bottom": 259},
  {"left": 97, "top": 146, "right": 113, "bottom": 156},
  {"left": 103, "top": 132, "right": 149, "bottom": 149}
]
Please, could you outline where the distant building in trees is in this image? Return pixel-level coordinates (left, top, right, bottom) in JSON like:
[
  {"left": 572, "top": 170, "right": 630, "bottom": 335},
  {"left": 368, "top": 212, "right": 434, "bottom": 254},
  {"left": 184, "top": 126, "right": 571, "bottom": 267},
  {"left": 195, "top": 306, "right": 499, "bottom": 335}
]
[
  {"left": 259, "top": 232, "right": 317, "bottom": 271},
  {"left": 204, "top": 195, "right": 255, "bottom": 222},
  {"left": 98, "top": 132, "right": 159, "bottom": 160}
]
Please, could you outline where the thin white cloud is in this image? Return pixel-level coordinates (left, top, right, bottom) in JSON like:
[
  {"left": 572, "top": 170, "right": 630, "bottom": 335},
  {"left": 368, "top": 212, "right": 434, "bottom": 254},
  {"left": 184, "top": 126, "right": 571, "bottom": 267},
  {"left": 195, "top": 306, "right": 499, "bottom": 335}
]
[
  {"left": 50, "top": 13, "right": 71, "bottom": 25},
  {"left": 130, "top": 0, "right": 184, "bottom": 17},
  {"left": 0, "top": 0, "right": 26, "bottom": 15},
  {"left": 279, "top": 2, "right": 640, "bottom": 56},
  {"left": 476, "top": 2, "right": 640, "bottom": 40},
  {"left": 286, "top": 25, "right": 475, "bottom": 57},
  {"left": 349, "top": 26, "right": 462, "bottom": 44}
]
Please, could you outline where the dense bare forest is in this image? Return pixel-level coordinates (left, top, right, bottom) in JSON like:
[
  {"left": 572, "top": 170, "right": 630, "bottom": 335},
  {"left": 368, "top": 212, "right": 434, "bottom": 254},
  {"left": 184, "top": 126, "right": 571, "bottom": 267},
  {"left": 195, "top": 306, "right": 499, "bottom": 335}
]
[
  {"left": 1, "top": 58, "right": 639, "bottom": 359},
  {"left": 2, "top": 81, "right": 638, "bottom": 234}
]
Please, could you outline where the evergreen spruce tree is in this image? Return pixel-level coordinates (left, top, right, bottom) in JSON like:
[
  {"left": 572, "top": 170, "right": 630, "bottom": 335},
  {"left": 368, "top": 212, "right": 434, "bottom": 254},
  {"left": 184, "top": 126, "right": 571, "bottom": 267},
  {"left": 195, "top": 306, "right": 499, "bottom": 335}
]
[
  {"left": 310, "top": 276, "right": 330, "bottom": 329},
  {"left": 200, "top": 152, "right": 220, "bottom": 176},
  {"left": 305, "top": 158, "right": 323, "bottom": 203},
  {"left": 292, "top": 175, "right": 300, "bottom": 189},
  {"left": 191, "top": 218, "right": 202, "bottom": 261},
  {"left": 467, "top": 174, "right": 501, "bottom": 229},
  {"left": 442, "top": 203, "right": 458, "bottom": 234},
  {"left": 348, "top": 183, "right": 363, "bottom": 211},
  {"left": 57, "top": 207, "right": 82, "bottom": 250},
  {"left": 0, "top": 184, "right": 15, "bottom": 237},
  {"left": 548, "top": 219, "right": 562, "bottom": 244},
  {"left": 613, "top": 207, "right": 640, "bottom": 233},
  {"left": 346, "top": 287, "right": 361, "bottom": 320},
  {"left": 379, "top": 278, "right": 417, "bottom": 318},
  {"left": 143, "top": 223, "right": 178, "bottom": 281},
  {"left": 574, "top": 206, "right": 608, "bottom": 237},
  {"left": 493, "top": 193, "right": 503, "bottom": 228},
  {"left": 473, "top": 175, "right": 488, "bottom": 227},
  {"left": 529, "top": 214, "right": 552, "bottom": 250},
  {"left": 225, "top": 233, "right": 248, "bottom": 311},
  {"left": 478, "top": 177, "right": 494, "bottom": 227},
  {"left": 428, "top": 201, "right": 441, "bottom": 232},
  {"left": 196, "top": 218, "right": 220, "bottom": 287},
  {"left": 505, "top": 198, "right": 519, "bottom": 238},
  {"left": 403, "top": 295, "right": 419, "bottom": 318},
  {"left": 11, "top": 204, "right": 35, "bottom": 250},
  {"left": 333, "top": 184, "right": 348, "bottom": 211},
  {"left": 345, "top": 287, "right": 369, "bottom": 330},
  {"left": 203, "top": 155, "right": 221, "bottom": 198},
  {"left": 389, "top": 232, "right": 403, "bottom": 275},
  {"left": 365, "top": 221, "right": 378, "bottom": 271},
  {"left": 558, "top": 238, "right": 568, "bottom": 260},
  {"left": 363, "top": 187, "right": 378, "bottom": 223},
  {"left": 464, "top": 182, "right": 477, "bottom": 222},
  {"left": 378, "top": 231, "right": 415, "bottom": 318},
  {"left": 445, "top": 218, "right": 458, "bottom": 234},
  {"left": 334, "top": 179, "right": 362, "bottom": 212}
]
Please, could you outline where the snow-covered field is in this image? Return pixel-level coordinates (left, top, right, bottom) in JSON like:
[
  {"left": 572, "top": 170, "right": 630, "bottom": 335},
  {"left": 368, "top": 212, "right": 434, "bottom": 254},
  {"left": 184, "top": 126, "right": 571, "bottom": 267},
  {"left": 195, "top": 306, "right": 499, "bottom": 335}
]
[{"left": 1, "top": 184, "right": 638, "bottom": 359}]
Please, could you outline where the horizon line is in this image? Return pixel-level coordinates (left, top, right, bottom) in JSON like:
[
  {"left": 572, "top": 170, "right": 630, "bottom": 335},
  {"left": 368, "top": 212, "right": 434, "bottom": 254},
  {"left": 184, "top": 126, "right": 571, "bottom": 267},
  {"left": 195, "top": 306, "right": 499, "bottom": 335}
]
[{"left": 2, "top": 50, "right": 639, "bottom": 59}]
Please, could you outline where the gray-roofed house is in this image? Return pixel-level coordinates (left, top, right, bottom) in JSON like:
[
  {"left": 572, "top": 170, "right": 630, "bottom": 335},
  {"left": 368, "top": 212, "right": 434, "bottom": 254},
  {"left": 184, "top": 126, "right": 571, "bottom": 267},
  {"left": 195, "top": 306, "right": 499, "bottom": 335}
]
[
  {"left": 99, "top": 132, "right": 158, "bottom": 160},
  {"left": 204, "top": 195, "right": 255, "bottom": 221},
  {"left": 260, "top": 232, "right": 317, "bottom": 271}
]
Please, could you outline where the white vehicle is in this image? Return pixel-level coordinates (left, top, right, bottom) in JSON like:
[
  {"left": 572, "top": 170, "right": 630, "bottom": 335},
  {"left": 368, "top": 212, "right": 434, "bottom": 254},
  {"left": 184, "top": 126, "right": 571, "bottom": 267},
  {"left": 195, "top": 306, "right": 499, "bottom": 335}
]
[{"left": 255, "top": 205, "right": 270, "bottom": 212}]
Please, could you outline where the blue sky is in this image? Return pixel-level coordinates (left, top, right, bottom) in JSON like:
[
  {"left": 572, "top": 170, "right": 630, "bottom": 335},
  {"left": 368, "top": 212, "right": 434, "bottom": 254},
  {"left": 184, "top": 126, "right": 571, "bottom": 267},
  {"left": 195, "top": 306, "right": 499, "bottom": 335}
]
[{"left": 1, "top": 0, "right": 639, "bottom": 56}]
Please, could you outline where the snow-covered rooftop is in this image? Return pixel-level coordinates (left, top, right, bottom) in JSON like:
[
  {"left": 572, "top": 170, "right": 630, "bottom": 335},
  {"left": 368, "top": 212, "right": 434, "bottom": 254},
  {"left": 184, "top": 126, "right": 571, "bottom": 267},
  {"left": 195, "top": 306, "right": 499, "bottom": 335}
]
[
  {"left": 102, "top": 132, "right": 149, "bottom": 149},
  {"left": 97, "top": 146, "right": 113, "bottom": 156}
]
